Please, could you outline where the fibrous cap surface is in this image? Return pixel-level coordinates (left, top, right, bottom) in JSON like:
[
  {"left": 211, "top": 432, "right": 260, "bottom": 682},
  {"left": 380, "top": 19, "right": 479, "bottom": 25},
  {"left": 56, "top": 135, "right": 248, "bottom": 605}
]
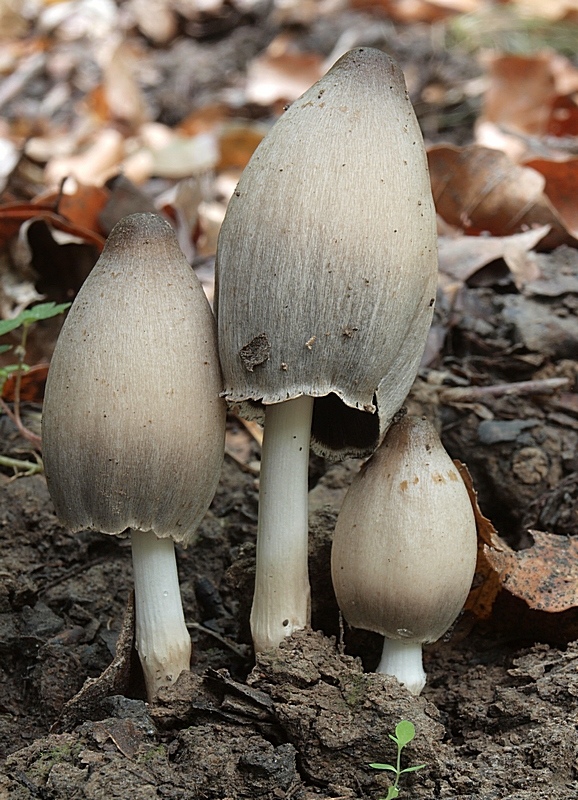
[
  {"left": 42, "top": 213, "right": 225, "bottom": 544},
  {"left": 216, "top": 47, "right": 437, "bottom": 458},
  {"left": 331, "top": 415, "right": 477, "bottom": 642}
]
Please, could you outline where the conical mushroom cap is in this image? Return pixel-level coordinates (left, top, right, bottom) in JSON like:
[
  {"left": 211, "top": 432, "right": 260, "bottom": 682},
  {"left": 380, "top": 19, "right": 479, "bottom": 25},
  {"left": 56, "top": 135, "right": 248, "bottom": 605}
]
[
  {"left": 216, "top": 47, "right": 437, "bottom": 458},
  {"left": 331, "top": 416, "right": 477, "bottom": 643},
  {"left": 42, "top": 213, "right": 226, "bottom": 544}
]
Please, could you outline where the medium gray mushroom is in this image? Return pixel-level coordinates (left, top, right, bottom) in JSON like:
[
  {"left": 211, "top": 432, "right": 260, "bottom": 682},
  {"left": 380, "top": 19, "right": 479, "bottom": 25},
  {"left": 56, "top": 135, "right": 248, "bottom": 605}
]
[
  {"left": 331, "top": 415, "right": 477, "bottom": 695},
  {"left": 216, "top": 47, "right": 438, "bottom": 652},
  {"left": 42, "top": 213, "right": 226, "bottom": 701}
]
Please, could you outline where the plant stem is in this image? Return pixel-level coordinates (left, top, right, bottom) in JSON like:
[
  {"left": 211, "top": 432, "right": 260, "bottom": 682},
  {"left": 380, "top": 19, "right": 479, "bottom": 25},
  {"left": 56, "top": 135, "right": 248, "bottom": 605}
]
[
  {"left": 130, "top": 529, "right": 191, "bottom": 701},
  {"left": 0, "top": 321, "right": 42, "bottom": 449},
  {"left": 250, "top": 394, "right": 314, "bottom": 652},
  {"left": 0, "top": 454, "right": 43, "bottom": 475},
  {"left": 0, "top": 398, "right": 42, "bottom": 449},
  {"left": 395, "top": 736, "right": 402, "bottom": 790},
  {"left": 13, "top": 322, "right": 29, "bottom": 431}
]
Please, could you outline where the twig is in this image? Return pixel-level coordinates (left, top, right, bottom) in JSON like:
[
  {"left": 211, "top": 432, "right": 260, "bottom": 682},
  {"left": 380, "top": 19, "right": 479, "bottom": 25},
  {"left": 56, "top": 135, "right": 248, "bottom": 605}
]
[
  {"left": 439, "top": 377, "right": 570, "bottom": 404},
  {"left": 235, "top": 414, "right": 263, "bottom": 446},
  {"left": 188, "top": 621, "right": 250, "bottom": 659},
  {"left": 224, "top": 447, "right": 260, "bottom": 475},
  {"left": 0, "top": 398, "right": 42, "bottom": 449},
  {"left": 0, "top": 454, "right": 43, "bottom": 476},
  {"left": 37, "top": 556, "right": 110, "bottom": 596}
]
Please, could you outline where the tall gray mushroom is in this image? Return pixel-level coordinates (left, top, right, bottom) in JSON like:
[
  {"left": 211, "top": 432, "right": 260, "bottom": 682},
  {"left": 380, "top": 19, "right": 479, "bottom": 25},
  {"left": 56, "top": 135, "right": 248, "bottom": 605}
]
[
  {"left": 42, "top": 213, "right": 226, "bottom": 700},
  {"left": 216, "top": 48, "right": 438, "bottom": 651},
  {"left": 331, "top": 415, "right": 477, "bottom": 694}
]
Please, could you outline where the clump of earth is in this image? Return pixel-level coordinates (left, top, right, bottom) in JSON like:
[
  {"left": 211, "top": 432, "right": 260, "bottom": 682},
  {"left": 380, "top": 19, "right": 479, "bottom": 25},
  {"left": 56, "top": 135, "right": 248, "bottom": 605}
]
[{"left": 1, "top": 449, "right": 578, "bottom": 799}]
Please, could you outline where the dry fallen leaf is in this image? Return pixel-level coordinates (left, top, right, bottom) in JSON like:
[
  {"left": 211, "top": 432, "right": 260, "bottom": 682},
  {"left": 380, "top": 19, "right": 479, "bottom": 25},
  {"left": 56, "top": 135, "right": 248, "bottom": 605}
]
[
  {"left": 148, "top": 133, "right": 219, "bottom": 179},
  {"left": 177, "top": 103, "right": 231, "bottom": 137},
  {"left": 546, "top": 94, "right": 578, "bottom": 137},
  {"left": 2, "top": 364, "right": 48, "bottom": 403},
  {"left": 225, "top": 429, "right": 259, "bottom": 475},
  {"left": 45, "top": 128, "right": 125, "bottom": 188},
  {"left": 428, "top": 144, "right": 571, "bottom": 244},
  {"left": 459, "top": 462, "right": 578, "bottom": 618},
  {"left": 438, "top": 225, "right": 548, "bottom": 288},
  {"left": 480, "top": 52, "right": 557, "bottom": 137},
  {"left": 35, "top": 183, "right": 110, "bottom": 237},
  {"left": 53, "top": 593, "right": 136, "bottom": 733},
  {"left": 98, "top": 38, "right": 150, "bottom": 129},
  {"left": 457, "top": 461, "right": 505, "bottom": 620},
  {"left": 350, "top": 0, "right": 481, "bottom": 23},
  {"left": 485, "top": 530, "right": 578, "bottom": 613},
  {"left": 510, "top": 0, "right": 578, "bottom": 21},
  {"left": 127, "top": 0, "right": 178, "bottom": 43},
  {"left": 476, "top": 51, "right": 578, "bottom": 158},
  {"left": 245, "top": 35, "right": 324, "bottom": 106},
  {"left": 0, "top": 200, "right": 105, "bottom": 250},
  {"left": 98, "top": 174, "right": 159, "bottom": 234},
  {"left": 0, "top": 0, "right": 31, "bottom": 37},
  {"left": 270, "top": 0, "right": 345, "bottom": 26},
  {"left": 523, "top": 157, "right": 578, "bottom": 239},
  {"left": 91, "top": 718, "right": 143, "bottom": 760},
  {"left": 217, "top": 124, "right": 265, "bottom": 172}
]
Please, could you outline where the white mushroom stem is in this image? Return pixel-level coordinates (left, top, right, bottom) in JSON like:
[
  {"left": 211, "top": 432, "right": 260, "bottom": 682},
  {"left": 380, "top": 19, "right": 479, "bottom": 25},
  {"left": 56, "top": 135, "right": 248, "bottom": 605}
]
[
  {"left": 130, "top": 529, "right": 192, "bottom": 701},
  {"left": 250, "top": 394, "right": 314, "bottom": 652},
  {"left": 376, "top": 637, "right": 426, "bottom": 696}
]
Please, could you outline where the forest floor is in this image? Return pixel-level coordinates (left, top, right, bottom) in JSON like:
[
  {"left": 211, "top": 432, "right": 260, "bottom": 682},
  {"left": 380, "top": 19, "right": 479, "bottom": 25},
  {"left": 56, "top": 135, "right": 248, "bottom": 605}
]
[{"left": 1, "top": 1, "right": 578, "bottom": 798}]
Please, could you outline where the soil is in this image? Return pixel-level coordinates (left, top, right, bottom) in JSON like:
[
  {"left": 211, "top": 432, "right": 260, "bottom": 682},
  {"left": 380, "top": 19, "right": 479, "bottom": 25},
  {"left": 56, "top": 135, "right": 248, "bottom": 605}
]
[
  {"left": 2, "top": 384, "right": 578, "bottom": 799},
  {"left": 2, "top": 4, "right": 578, "bottom": 799}
]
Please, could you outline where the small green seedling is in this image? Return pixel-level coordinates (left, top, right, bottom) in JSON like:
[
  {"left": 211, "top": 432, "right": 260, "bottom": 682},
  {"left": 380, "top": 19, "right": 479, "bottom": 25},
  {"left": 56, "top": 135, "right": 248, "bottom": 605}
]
[
  {"left": 370, "top": 720, "right": 425, "bottom": 800},
  {"left": 0, "top": 301, "right": 71, "bottom": 391},
  {"left": 0, "top": 302, "right": 70, "bottom": 473}
]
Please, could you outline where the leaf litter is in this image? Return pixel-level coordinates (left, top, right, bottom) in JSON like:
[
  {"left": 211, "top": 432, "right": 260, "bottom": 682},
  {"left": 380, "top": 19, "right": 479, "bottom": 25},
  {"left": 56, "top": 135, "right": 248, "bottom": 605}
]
[{"left": 2, "top": 1, "right": 578, "bottom": 798}]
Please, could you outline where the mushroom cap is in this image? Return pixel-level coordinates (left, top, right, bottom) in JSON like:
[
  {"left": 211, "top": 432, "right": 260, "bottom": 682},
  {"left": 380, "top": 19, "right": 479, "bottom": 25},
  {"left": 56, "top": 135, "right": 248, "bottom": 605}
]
[
  {"left": 331, "top": 415, "right": 477, "bottom": 643},
  {"left": 216, "top": 47, "right": 437, "bottom": 458},
  {"left": 42, "top": 213, "right": 226, "bottom": 545}
]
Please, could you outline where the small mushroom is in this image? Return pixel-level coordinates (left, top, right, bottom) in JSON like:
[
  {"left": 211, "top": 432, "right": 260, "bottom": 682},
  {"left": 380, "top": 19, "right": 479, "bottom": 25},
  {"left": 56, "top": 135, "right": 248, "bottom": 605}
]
[
  {"left": 216, "top": 47, "right": 437, "bottom": 651},
  {"left": 331, "top": 415, "right": 477, "bottom": 695},
  {"left": 42, "top": 213, "right": 226, "bottom": 700}
]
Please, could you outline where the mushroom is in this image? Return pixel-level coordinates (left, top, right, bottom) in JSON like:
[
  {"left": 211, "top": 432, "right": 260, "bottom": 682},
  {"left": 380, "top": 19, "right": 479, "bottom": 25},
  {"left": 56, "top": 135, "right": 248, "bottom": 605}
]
[
  {"left": 216, "top": 47, "right": 438, "bottom": 651},
  {"left": 42, "top": 213, "right": 226, "bottom": 700},
  {"left": 331, "top": 415, "right": 477, "bottom": 695}
]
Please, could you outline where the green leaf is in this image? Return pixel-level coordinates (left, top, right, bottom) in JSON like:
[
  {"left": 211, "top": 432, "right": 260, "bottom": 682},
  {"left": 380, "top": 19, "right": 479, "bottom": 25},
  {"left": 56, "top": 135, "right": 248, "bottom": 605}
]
[
  {"left": 0, "top": 364, "right": 29, "bottom": 378},
  {"left": 0, "top": 302, "right": 70, "bottom": 337},
  {"left": 20, "top": 302, "right": 71, "bottom": 323},
  {"left": 400, "top": 764, "right": 425, "bottom": 774},
  {"left": 384, "top": 788, "right": 399, "bottom": 800},
  {"left": 0, "top": 344, "right": 12, "bottom": 354},
  {"left": 0, "top": 317, "right": 25, "bottom": 336},
  {"left": 370, "top": 763, "right": 397, "bottom": 772},
  {"left": 394, "top": 720, "right": 416, "bottom": 747}
]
